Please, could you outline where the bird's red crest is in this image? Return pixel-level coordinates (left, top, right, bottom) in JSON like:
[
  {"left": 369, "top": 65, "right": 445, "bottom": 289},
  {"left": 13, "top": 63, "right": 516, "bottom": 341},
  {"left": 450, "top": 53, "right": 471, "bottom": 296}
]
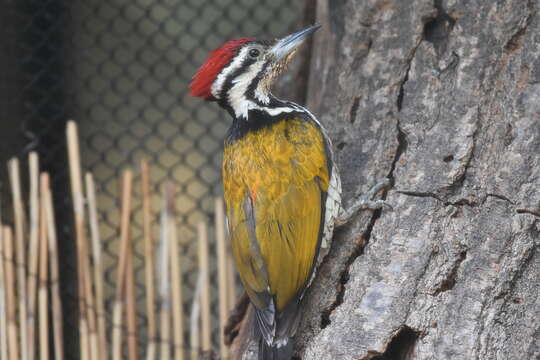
[{"left": 189, "top": 37, "right": 254, "bottom": 99}]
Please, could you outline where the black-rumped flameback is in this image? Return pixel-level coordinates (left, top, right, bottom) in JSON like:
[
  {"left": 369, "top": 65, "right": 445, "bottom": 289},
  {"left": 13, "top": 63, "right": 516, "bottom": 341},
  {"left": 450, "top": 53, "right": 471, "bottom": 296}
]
[{"left": 190, "top": 25, "right": 341, "bottom": 360}]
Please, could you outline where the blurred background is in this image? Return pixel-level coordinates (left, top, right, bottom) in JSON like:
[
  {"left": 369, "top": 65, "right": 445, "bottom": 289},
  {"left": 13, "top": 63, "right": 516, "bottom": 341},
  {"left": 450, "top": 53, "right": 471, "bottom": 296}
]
[{"left": 0, "top": 0, "right": 311, "bottom": 358}]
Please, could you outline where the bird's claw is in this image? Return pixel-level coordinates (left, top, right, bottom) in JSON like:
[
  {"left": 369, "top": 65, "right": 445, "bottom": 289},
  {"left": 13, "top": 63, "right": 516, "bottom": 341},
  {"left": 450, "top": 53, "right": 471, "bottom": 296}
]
[
  {"left": 335, "top": 178, "right": 392, "bottom": 227},
  {"left": 358, "top": 198, "right": 393, "bottom": 211}
]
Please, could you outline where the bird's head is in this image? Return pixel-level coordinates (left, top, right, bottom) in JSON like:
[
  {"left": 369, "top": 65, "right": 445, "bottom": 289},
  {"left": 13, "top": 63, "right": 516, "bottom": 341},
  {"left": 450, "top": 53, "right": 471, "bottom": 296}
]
[{"left": 189, "top": 25, "right": 320, "bottom": 118}]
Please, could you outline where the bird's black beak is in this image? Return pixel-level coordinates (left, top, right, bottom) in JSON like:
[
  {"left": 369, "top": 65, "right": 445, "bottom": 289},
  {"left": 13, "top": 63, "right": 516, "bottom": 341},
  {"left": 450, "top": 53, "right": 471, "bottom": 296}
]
[{"left": 270, "top": 24, "right": 321, "bottom": 61}]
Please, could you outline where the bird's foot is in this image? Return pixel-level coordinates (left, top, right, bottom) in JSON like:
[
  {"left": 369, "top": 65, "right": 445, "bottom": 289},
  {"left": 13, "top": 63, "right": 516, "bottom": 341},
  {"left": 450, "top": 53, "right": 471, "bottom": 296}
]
[{"left": 335, "top": 178, "right": 392, "bottom": 227}]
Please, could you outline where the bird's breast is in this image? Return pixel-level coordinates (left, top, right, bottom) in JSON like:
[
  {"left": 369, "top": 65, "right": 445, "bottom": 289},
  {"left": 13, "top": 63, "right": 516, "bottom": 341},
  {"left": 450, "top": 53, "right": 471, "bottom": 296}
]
[{"left": 222, "top": 117, "right": 329, "bottom": 206}]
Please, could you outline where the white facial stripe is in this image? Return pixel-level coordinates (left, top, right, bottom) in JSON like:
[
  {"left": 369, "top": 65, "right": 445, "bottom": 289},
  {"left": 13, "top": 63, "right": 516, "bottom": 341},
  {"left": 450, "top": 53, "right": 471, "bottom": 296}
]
[
  {"left": 228, "top": 60, "right": 265, "bottom": 117},
  {"left": 211, "top": 46, "right": 251, "bottom": 98},
  {"left": 254, "top": 84, "right": 270, "bottom": 105},
  {"left": 211, "top": 43, "right": 298, "bottom": 119},
  {"left": 257, "top": 104, "right": 297, "bottom": 116},
  {"left": 229, "top": 100, "right": 300, "bottom": 119}
]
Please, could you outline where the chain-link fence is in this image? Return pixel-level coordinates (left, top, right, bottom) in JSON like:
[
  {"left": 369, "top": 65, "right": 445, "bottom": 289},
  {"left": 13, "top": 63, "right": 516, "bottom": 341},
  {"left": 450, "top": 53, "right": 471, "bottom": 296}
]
[{"left": 0, "top": 0, "right": 305, "bottom": 358}]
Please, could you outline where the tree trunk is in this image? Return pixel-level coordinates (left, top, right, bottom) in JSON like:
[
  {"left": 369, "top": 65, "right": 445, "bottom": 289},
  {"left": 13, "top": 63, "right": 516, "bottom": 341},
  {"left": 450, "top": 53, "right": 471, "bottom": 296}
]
[{"left": 231, "top": 1, "right": 540, "bottom": 359}]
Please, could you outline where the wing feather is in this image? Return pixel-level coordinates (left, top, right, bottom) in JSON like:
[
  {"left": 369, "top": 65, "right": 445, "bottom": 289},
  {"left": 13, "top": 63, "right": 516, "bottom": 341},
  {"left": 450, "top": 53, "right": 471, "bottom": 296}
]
[{"left": 223, "top": 116, "right": 331, "bottom": 341}]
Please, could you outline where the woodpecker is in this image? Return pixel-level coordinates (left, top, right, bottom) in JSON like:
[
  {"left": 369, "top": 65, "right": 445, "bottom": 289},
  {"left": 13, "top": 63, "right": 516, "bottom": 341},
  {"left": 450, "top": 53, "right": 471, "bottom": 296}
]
[{"left": 190, "top": 25, "right": 387, "bottom": 360}]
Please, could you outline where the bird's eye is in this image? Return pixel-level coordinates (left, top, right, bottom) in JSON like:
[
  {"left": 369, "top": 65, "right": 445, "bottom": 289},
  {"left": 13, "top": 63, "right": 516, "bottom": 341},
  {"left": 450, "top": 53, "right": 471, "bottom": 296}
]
[{"left": 249, "top": 48, "right": 260, "bottom": 58}]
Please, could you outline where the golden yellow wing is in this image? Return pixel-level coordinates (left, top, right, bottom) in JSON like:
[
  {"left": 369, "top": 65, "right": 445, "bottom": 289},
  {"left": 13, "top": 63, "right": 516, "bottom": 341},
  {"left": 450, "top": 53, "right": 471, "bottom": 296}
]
[{"left": 223, "top": 116, "right": 329, "bottom": 312}]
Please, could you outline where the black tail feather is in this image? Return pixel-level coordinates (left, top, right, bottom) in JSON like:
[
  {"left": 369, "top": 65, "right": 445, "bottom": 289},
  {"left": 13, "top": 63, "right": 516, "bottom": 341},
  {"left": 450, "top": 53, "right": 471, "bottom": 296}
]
[
  {"left": 258, "top": 337, "right": 293, "bottom": 360},
  {"left": 253, "top": 297, "right": 301, "bottom": 360}
]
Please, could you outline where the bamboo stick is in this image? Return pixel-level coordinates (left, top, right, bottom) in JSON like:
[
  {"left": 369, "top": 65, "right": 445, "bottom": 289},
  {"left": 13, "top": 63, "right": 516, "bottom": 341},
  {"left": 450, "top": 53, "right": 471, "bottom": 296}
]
[
  {"left": 82, "top": 244, "right": 99, "bottom": 360},
  {"left": 26, "top": 153, "right": 40, "bottom": 360},
  {"left": 197, "top": 221, "right": 211, "bottom": 353},
  {"left": 0, "top": 202, "right": 8, "bottom": 360},
  {"left": 160, "top": 307, "right": 171, "bottom": 360},
  {"left": 141, "top": 159, "right": 158, "bottom": 360},
  {"left": 85, "top": 173, "right": 107, "bottom": 360},
  {"left": 3, "top": 226, "right": 19, "bottom": 360},
  {"left": 189, "top": 273, "right": 203, "bottom": 360},
  {"left": 215, "top": 198, "right": 229, "bottom": 358},
  {"left": 80, "top": 319, "right": 89, "bottom": 360},
  {"left": 87, "top": 293, "right": 100, "bottom": 360},
  {"left": 67, "top": 122, "right": 99, "bottom": 360},
  {"left": 66, "top": 121, "right": 90, "bottom": 360},
  {"left": 110, "top": 301, "right": 122, "bottom": 360},
  {"left": 8, "top": 158, "right": 27, "bottom": 360},
  {"left": 167, "top": 184, "right": 184, "bottom": 360},
  {"left": 84, "top": 255, "right": 99, "bottom": 360},
  {"left": 112, "top": 170, "right": 133, "bottom": 360},
  {"left": 81, "top": 203, "right": 98, "bottom": 360},
  {"left": 44, "top": 173, "right": 64, "bottom": 360},
  {"left": 125, "top": 232, "right": 139, "bottom": 360},
  {"left": 159, "top": 190, "right": 171, "bottom": 360},
  {"left": 38, "top": 174, "right": 49, "bottom": 360}
]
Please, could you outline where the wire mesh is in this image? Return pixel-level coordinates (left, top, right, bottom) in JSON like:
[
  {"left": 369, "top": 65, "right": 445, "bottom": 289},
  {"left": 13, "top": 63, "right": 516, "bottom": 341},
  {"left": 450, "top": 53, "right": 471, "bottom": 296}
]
[{"left": 0, "top": 0, "right": 304, "bottom": 358}]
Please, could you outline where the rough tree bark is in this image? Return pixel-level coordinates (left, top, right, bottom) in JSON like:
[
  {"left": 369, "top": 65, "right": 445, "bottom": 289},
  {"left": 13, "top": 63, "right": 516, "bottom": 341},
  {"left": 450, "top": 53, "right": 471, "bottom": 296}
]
[{"left": 230, "top": 1, "right": 540, "bottom": 359}]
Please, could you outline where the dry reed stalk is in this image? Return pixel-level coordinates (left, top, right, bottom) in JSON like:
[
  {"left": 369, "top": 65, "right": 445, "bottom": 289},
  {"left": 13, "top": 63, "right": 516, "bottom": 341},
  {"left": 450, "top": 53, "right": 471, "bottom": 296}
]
[
  {"left": 141, "top": 159, "right": 158, "bottom": 360},
  {"left": 160, "top": 308, "right": 171, "bottom": 360},
  {"left": 8, "top": 158, "right": 28, "bottom": 360},
  {"left": 3, "top": 226, "right": 19, "bottom": 360},
  {"left": 38, "top": 174, "right": 49, "bottom": 360},
  {"left": 26, "top": 152, "right": 40, "bottom": 360},
  {"left": 85, "top": 280, "right": 99, "bottom": 360},
  {"left": 43, "top": 174, "right": 64, "bottom": 360},
  {"left": 112, "top": 170, "right": 133, "bottom": 360},
  {"left": 189, "top": 272, "right": 202, "bottom": 360},
  {"left": 81, "top": 212, "right": 98, "bottom": 360},
  {"left": 66, "top": 121, "right": 90, "bottom": 358},
  {"left": 159, "top": 189, "right": 171, "bottom": 360},
  {"left": 66, "top": 122, "right": 98, "bottom": 360},
  {"left": 215, "top": 198, "right": 229, "bottom": 358},
  {"left": 197, "top": 221, "right": 211, "bottom": 353},
  {"left": 83, "top": 258, "right": 99, "bottom": 360},
  {"left": 85, "top": 173, "right": 107, "bottom": 360},
  {"left": 0, "top": 203, "right": 9, "bottom": 360},
  {"left": 80, "top": 318, "right": 89, "bottom": 360},
  {"left": 125, "top": 234, "right": 139, "bottom": 360},
  {"left": 166, "top": 184, "right": 184, "bottom": 360},
  {"left": 110, "top": 300, "right": 122, "bottom": 360}
]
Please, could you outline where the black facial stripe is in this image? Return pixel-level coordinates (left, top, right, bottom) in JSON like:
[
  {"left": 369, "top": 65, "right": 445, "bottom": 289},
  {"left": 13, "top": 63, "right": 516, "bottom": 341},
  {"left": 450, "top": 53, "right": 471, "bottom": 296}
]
[
  {"left": 245, "top": 60, "right": 271, "bottom": 102},
  {"left": 219, "top": 54, "right": 258, "bottom": 99}
]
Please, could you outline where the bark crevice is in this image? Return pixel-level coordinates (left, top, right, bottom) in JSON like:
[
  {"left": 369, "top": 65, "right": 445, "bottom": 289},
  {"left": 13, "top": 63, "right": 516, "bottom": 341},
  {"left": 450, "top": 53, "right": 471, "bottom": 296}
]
[
  {"left": 516, "top": 208, "right": 540, "bottom": 218},
  {"left": 431, "top": 249, "right": 467, "bottom": 296},
  {"left": 485, "top": 193, "right": 515, "bottom": 205},
  {"left": 503, "top": 0, "right": 535, "bottom": 56},
  {"left": 423, "top": 0, "right": 455, "bottom": 57},
  {"left": 366, "top": 326, "right": 420, "bottom": 360},
  {"left": 396, "top": 190, "right": 480, "bottom": 208}
]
